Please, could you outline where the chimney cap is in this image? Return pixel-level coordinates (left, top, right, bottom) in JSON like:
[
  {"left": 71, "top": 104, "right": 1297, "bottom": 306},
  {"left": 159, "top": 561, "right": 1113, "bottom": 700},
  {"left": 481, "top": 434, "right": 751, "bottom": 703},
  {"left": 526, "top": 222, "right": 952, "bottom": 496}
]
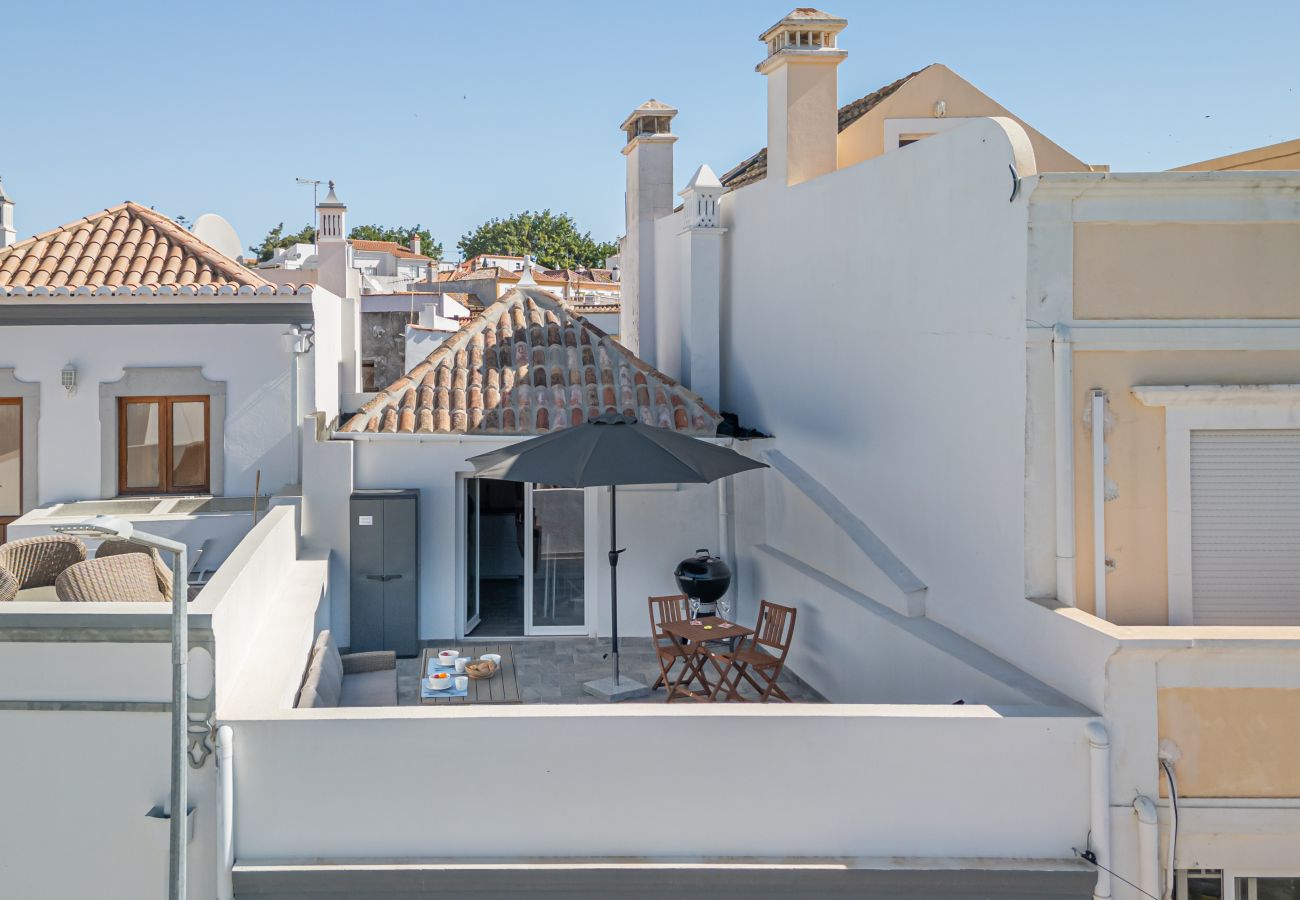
[
  {"left": 679, "top": 164, "right": 723, "bottom": 197},
  {"left": 317, "top": 179, "right": 346, "bottom": 209},
  {"left": 0, "top": 176, "right": 11, "bottom": 203},
  {"left": 759, "top": 8, "right": 847, "bottom": 43},
  {"left": 620, "top": 99, "right": 679, "bottom": 134}
]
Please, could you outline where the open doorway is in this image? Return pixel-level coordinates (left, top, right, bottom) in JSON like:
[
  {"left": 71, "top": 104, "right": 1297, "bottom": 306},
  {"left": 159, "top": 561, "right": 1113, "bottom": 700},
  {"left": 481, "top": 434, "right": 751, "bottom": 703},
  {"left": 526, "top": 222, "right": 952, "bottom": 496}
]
[{"left": 465, "top": 477, "right": 587, "bottom": 637}]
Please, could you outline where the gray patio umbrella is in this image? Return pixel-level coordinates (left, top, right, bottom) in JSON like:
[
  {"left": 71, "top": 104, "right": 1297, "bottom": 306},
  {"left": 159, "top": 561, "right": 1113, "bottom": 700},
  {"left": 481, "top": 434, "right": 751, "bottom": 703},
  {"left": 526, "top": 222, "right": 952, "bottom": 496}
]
[{"left": 468, "top": 413, "right": 767, "bottom": 700}]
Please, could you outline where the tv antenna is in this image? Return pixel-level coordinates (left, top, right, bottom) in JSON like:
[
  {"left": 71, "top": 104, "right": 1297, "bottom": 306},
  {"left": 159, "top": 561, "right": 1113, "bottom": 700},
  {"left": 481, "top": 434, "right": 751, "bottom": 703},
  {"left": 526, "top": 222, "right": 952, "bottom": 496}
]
[{"left": 295, "top": 177, "right": 322, "bottom": 231}]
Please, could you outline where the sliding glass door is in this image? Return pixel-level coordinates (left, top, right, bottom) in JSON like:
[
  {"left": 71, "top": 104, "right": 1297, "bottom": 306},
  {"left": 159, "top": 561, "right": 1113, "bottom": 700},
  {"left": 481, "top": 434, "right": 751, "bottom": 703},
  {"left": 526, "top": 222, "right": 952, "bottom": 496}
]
[
  {"left": 527, "top": 485, "right": 587, "bottom": 634},
  {"left": 464, "top": 477, "right": 587, "bottom": 637}
]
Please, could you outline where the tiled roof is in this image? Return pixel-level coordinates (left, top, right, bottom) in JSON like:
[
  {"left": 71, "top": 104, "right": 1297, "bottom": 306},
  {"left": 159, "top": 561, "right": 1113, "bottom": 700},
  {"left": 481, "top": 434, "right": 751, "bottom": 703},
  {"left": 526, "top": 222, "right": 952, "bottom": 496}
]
[
  {"left": 540, "top": 267, "right": 619, "bottom": 286},
  {"left": 0, "top": 202, "right": 274, "bottom": 293},
  {"left": 340, "top": 287, "right": 718, "bottom": 436},
  {"left": 351, "top": 239, "right": 431, "bottom": 261},
  {"left": 719, "top": 68, "right": 925, "bottom": 189}
]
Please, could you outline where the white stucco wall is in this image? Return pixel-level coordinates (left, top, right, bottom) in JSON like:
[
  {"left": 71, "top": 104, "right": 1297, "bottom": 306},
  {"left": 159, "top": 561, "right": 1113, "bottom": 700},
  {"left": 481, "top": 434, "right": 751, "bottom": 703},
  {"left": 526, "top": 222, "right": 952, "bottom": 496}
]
[
  {"left": 707, "top": 119, "right": 1073, "bottom": 695},
  {"left": 0, "top": 322, "right": 300, "bottom": 503},
  {"left": 331, "top": 437, "right": 721, "bottom": 646},
  {"left": 229, "top": 705, "right": 1091, "bottom": 863}
]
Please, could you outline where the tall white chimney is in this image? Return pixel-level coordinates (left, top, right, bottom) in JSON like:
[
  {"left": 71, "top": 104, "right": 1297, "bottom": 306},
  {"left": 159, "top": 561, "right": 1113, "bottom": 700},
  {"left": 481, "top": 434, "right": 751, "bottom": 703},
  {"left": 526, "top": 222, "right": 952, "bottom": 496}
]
[
  {"left": 676, "top": 164, "right": 726, "bottom": 408},
  {"left": 315, "top": 181, "right": 362, "bottom": 390},
  {"left": 316, "top": 179, "right": 349, "bottom": 293},
  {"left": 758, "top": 9, "right": 847, "bottom": 187},
  {"left": 619, "top": 99, "right": 677, "bottom": 362},
  {"left": 0, "top": 177, "right": 15, "bottom": 248},
  {"left": 409, "top": 234, "right": 421, "bottom": 257}
]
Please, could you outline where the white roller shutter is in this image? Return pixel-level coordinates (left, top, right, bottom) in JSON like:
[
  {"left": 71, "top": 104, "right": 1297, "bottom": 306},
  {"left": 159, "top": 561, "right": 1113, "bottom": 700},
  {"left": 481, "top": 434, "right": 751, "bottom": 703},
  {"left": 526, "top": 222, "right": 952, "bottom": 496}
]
[{"left": 1191, "top": 429, "right": 1300, "bottom": 625}]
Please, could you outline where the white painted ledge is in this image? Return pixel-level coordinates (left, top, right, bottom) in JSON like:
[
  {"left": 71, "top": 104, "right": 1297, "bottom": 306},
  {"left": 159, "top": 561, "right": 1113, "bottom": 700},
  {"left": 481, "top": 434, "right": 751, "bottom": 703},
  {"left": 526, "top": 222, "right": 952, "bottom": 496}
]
[{"left": 1132, "top": 384, "right": 1300, "bottom": 407}]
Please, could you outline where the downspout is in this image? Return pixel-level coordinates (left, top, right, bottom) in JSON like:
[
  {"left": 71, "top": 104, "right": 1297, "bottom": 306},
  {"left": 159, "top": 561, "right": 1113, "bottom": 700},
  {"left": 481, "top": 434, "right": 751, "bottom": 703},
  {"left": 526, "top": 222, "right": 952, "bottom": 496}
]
[
  {"left": 216, "top": 725, "right": 235, "bottom": 900},
  {"left": 1132, "top": 795, "right": 1160, "bottom": 900},
  {"left": 1053, "top": 324, "right": 1076, "bottom": 606},
  {"left": 1091, "top": 389, "right": 1108, "bottom": 621},
  {"left": 1086, "top": 721, "right": 1112, "bottom": 900},
  {"left": 716, "top": 469, "right": 738, "bottom": 615}
]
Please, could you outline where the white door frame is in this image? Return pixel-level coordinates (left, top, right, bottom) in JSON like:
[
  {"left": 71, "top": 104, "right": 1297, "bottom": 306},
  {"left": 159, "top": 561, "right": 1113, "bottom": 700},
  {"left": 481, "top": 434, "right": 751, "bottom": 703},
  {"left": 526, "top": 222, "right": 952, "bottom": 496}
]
[
  {"left": 1133, "top": 385, "right": 1300, "bottom": 625},
  {"left": 457, "top": 476, "right": 595, "bottom": 639},
  {"left": 523, "top": 484, "right": 592, "bottom": 636}
]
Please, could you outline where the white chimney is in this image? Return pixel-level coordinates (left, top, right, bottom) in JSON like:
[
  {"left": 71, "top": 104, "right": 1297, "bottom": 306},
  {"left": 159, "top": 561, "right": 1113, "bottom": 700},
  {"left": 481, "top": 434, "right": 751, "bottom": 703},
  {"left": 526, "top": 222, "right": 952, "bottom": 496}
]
[
  {"left": 315, "top": 181, "right": 362, "bottom": 390},
  {"left": 676, "top": 164, "right": 726, "bottom": 408},
  {"left": 409, "top": 234, "right": 421, "bottom": 256},
  {"left": 619, "top": 99, "right": 677, "bottom": 362},
  {"left": 0, "top": 177, "right": 15, "bottom": 248},
  {"left": 758, "top": 9, "right": 847, "bottom": 187}
]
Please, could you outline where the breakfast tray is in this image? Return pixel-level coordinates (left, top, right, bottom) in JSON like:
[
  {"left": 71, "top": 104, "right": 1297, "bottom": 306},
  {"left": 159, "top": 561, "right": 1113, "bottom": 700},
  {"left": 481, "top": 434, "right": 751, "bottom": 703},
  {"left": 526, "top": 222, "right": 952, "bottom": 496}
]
[
  {"left": 421, "top": 660, "right": 469, "bottom": 699},
  {"left": 418, "top": 645, "right": 521, "bottom": 705}
]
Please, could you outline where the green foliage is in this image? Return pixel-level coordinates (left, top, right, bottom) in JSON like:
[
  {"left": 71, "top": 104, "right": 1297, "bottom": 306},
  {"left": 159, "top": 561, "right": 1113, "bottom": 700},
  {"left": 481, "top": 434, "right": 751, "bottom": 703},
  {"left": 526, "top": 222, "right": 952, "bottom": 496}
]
[
  {"left": 250, "top": 222, "right": 443, "bottom": 262},
  {"left": 457, "top": 210, "right": 617, "bottom": 270},
  {"left": 348, "top": 224, "right": 442, "bottom": 260},
  {"left": 250, "top": 223, "right": 316, "bottom": 261}
]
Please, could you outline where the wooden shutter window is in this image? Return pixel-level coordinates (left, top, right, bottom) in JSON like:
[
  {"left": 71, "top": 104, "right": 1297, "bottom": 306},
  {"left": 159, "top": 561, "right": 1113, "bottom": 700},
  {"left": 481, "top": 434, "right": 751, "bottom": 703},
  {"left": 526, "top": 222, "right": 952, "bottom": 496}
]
[{"left": 118, "top": 396, "right": 210, "bottom": 495}]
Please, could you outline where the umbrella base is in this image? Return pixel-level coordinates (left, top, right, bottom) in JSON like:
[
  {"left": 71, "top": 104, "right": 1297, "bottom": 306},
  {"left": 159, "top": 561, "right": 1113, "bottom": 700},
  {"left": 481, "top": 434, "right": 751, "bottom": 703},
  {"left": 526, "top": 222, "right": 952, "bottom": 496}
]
[{"left": 582, "top": 675, "right": 650, "bottom": 702}]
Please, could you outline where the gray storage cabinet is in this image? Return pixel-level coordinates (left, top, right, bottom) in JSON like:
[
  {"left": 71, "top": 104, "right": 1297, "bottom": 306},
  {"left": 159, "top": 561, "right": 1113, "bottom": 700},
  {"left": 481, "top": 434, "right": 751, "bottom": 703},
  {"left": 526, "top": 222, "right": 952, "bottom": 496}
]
[{"left": 349, "top": 489, "right": 419, "bottom": 657}]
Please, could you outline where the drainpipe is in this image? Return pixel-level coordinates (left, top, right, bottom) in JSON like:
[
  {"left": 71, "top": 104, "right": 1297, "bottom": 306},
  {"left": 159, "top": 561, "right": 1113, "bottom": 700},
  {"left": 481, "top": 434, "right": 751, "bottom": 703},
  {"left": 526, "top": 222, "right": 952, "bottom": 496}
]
[
  {"left": 1053, "top": 324, "right": 1076, "bottom": 606},
  {"left": 716, "top": 470, "right": 738, "bottom": 617},
  {"left": 1133, "top": 795, "right": 1160, "bottom": 899},
  {"left": 1086, "top": 721, "right": 1112, "bottom": 900},
  {"left": 216, "top": 725, "right": 235, "bottom": 900},
  {"left": 1090, "top": 390, "right": 1108, "bottom": 621}
]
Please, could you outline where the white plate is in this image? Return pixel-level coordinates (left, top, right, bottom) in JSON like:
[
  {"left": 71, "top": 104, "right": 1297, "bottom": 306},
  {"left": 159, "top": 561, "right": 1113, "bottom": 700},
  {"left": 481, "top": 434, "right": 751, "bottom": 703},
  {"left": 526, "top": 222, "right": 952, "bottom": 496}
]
[{"left": 425, "top": 676, "right": 454, "bottom": 691}]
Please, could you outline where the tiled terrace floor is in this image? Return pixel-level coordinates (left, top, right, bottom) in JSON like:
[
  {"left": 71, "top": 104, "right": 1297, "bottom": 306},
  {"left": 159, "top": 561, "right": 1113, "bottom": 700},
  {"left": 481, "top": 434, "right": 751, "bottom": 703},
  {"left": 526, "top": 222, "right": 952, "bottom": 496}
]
[{"left": 397, "top": 637, "right": 824, "bottom": 705}]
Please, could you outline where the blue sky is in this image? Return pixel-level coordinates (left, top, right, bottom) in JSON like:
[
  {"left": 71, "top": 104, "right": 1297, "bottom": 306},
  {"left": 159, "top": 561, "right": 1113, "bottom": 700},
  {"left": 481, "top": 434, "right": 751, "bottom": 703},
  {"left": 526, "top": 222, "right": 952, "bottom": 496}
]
[{"left": 4, "top": 0, "right": 1297, "bottom": 259}]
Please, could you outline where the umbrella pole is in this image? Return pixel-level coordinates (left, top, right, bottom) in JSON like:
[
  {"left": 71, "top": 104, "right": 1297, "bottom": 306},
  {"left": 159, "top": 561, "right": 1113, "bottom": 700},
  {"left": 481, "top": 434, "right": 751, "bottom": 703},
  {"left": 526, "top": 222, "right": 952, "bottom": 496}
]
[{"left": 609, "top": 484, "right": 619, "bottom": 684}]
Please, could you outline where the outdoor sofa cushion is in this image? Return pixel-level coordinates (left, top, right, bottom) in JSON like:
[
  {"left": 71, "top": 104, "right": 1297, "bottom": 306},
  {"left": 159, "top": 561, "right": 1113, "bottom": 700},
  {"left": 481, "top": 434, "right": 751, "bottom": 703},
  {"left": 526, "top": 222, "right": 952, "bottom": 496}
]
[
  {"left": 340, "top": 669, "right": 397, "bottom": 707},
  {"left": 15, "top": 585, "right": 60, "bottom": 602},
  {"left": 296, "top": 629, "right": 397, "bottom": 708}
]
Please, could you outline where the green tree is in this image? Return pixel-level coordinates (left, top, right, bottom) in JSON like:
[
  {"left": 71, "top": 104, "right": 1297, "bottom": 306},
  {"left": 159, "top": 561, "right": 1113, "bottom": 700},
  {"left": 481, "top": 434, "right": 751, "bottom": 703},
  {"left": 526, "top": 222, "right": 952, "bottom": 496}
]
[
  {"left": 457, "top": 210, "right": 617, "bottom": 270},
  {"left": 250, "top": 223, "right": 316, "bottom": 261},
  {"left": 348, "top": 224, "right": 442, "bottom": 260}
]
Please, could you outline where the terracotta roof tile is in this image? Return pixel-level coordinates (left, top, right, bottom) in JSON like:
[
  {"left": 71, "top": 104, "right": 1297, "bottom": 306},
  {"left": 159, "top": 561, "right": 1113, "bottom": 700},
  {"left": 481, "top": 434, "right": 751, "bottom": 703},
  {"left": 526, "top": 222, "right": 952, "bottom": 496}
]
[
  {"left": 719, "top": 68, "right": 926, "bottom": 189},
  {"left": 0, "top": 202, "right": 271, "bottom": 293},
  {"left": 351, "top": 239, "right": 432, "bottom": 261},
  {"left": 340, "top": 287, "right": 718, "bottom": 436}
]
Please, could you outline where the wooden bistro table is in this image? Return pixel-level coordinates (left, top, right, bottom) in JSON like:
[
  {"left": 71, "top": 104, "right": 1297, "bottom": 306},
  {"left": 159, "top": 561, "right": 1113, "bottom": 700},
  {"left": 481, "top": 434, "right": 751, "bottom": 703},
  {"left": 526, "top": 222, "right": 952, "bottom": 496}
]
[
  {"left": 657, "top": 616, "right": 755, "bottom": 702},
  {"left": 420, "top": 643, "right": 521, "bottom": 705}
]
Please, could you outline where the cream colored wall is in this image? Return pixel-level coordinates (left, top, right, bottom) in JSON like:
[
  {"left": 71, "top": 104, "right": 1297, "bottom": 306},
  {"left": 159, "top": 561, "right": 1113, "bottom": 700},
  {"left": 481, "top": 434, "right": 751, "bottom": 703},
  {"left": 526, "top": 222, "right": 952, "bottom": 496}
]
[
  {"left": 837, "top": 64, "right": 1090, "bottom": 173},
  {"left": 1174, "top": 137, "right": 1300, "bottom": 172},
  {"left": 1158, "top": 687, "right": 1300, "bottom": 798},
  {"left": 1074, "top": 222, "right": 1300, "bottom": 319},
  {"left": 781, "top": 60, "right": 842, "bottom": 186},
  {"left": 1072, "top": 351, "right": 1300, "bottom": 624}
]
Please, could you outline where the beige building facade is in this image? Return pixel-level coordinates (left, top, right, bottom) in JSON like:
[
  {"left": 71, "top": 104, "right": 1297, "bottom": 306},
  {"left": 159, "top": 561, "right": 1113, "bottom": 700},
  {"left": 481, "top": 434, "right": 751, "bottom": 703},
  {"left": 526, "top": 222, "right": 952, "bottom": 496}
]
[{"left": 1025, "top": 175, "right": 1300, "bottom": 628}]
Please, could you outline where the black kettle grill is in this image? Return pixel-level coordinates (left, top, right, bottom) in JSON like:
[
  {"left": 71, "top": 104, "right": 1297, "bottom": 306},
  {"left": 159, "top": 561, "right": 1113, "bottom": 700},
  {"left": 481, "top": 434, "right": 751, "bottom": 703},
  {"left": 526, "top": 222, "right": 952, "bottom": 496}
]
[{"left": 674, "top": 549, "right": 732, "bottom": 617}]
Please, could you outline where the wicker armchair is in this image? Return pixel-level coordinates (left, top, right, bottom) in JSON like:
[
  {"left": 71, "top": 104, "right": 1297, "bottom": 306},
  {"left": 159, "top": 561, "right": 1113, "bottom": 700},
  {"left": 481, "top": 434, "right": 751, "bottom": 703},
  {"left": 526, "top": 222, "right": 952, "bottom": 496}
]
[
  {"left": 55, "top": 554, "right": 167, "bottom": 603},
  {"left": 0, "top": 535, "right": 88, "bottom": 602},
  {"left": 95, "top": 540, "right": 174, "bottom": 601}
]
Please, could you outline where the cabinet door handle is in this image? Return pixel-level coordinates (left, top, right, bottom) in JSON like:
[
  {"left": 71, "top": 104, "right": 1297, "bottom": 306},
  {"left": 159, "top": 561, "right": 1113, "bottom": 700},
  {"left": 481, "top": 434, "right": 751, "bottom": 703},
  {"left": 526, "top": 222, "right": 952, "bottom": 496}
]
[{"left": 365, "top": 574, "right": 401, "bottom": 582}]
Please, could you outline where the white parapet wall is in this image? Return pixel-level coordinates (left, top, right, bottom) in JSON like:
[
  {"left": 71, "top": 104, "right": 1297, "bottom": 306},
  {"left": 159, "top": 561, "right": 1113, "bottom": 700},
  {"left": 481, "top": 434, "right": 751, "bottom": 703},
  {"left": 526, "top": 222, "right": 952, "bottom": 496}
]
[
  {"left": 0, "top": 504, "right": 318, "bottom": 900},
  {"left": 227, "top": 703, "right": 1093, "bottom": 864}
]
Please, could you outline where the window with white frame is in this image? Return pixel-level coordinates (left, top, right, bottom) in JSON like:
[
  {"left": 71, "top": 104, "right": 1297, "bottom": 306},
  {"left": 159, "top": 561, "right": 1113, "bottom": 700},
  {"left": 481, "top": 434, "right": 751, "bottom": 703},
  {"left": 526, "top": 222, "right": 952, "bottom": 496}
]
[
  {"left": 1179, "top": 868, "right": 1300, "bottom": 899},
  {"left": 1134, "top": 385, "right": 1300, "bottom": 625}
]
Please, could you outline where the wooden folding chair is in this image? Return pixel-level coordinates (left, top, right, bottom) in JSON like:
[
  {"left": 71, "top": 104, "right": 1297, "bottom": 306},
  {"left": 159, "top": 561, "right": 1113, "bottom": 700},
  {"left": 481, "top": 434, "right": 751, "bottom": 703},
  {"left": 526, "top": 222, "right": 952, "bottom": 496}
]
[
  {"left": 648, "top": 594, "right": 695, "bottom": 694},
  {"left": 708, "top": 601, "right": 797, "bottom": 702}
]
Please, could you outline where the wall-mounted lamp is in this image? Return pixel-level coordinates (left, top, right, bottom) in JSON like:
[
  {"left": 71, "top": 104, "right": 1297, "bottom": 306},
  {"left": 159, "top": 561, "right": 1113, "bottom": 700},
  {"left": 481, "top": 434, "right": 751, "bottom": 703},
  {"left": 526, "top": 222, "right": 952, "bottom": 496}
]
[
  {"left": 933, "top": 99, "right": 947, "bottom": 119},
  {"left": 281, "top": 325, "right": 315, "bottom": 355},
  {"left": 60, "top": 363, "right": 77, "bottom": 396}
]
